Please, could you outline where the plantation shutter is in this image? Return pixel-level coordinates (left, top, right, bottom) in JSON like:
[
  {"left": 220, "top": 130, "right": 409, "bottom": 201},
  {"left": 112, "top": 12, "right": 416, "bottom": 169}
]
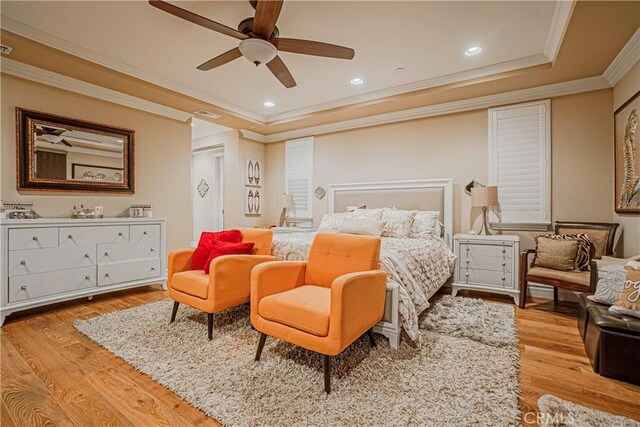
[
  {"left": 284, "top": 137, "right": 314, "bottom": 218},
  {"left": 489, "top": 100, "right": 551, "bottom": 227}
]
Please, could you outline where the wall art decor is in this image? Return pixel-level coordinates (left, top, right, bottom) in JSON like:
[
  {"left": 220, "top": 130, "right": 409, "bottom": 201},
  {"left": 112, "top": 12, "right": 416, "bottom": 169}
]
[
  {"left": 245, "top": 187, "right": 261, "bottom": 215},
  {"left": 245, "top": 159, "right": 262, "bottom": 187},
  {"left": 197, "top": 179, "right": 210, "bottom": 198},
  {"left": 615, "top": 90, "right": 640, "bottom": 214}
]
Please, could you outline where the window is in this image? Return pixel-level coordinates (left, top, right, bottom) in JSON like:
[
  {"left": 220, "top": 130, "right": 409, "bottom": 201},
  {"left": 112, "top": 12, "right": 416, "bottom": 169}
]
[
  {"left": 488, "top": 99, "right": 551, "bottom": 229},
  {"left": 284, "top": 137, "right": 314, "bottom": 218}
]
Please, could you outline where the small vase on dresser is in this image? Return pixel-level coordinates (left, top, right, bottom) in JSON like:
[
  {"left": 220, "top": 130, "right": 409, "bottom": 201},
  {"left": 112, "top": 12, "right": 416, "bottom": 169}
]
[
  {"left": 452, "top": 233, "right": 520, "bottom": 304},
  {"left": 0, "top": 217, "right": 167, "bottom": 325}
]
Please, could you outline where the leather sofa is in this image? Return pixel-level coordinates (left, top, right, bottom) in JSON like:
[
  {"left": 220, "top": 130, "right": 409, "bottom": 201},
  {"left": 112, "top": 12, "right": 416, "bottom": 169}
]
[{"left": 578, "top": 293, "right": 640, "bottom": 385}]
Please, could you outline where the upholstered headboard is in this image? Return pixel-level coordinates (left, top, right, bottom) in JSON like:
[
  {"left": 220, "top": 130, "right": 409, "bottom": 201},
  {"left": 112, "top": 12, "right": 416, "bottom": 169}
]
[{"left": 328, "top": 179, "right": 454, "bottom": 247}]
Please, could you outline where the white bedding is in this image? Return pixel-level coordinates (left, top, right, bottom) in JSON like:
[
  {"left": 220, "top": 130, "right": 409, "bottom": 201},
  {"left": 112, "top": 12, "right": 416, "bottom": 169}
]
[{"left": 271, "top": 231, "right": 456, "bottom": 343}]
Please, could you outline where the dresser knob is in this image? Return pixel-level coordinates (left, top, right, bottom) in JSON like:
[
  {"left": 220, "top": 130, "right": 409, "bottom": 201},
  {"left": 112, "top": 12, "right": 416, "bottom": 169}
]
[
  {"left": 85, "top": 276, "right": 91, "bottom": 280},
  {"left": 68, "top": 234, "right": 73, "bottom": 239},
  {"left": 465, "top": 247, "right": 469, "bottom": 251},
  {"left": 32, "top": 236, "right": 38, "bottom": 241},
  {"left": 465, "top": 259, "right": 469, "bottom": 263},
  {"left": 501, "top": 249, "right": 505, "bottom": 254},
  {"left": 104, "top": 252, "right": 109, "bottom": 256},
  {"left": 151, "top": 267, "right": 155, "bottom": 271},
  {"left": 105, "top": 273, "right": 110, "bottom": 277},
  {"left": 85, "top": 254, "right": 90, "bottom": 258},
  {"left": 143, "top": 231, "right": 148, "bottom": 235},
  {"left": 150, "top": 248, "right": 155, "bottom": 252},
  {"left": 501, "top": 262, "right": 506, "bottom": 266},
  {"left": 118, "top": 232, "right": 124, "bottom": 237},
  {"left": 465, "top": 273, "right": 469, "bottom": 277},
  {"left": 501, "top": 276, "right": 505, "bottom": 281},
  {"left": 20, "top": 260, "right": 26, "bottom": 265},
  {"left": 20, "top": 285, "right": 26, "bottom": 291}
]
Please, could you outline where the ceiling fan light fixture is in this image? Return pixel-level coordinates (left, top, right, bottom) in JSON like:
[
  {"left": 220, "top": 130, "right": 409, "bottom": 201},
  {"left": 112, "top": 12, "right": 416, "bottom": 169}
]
[{"left": 239, "top": 38, "right": 277, "bottom": 66}]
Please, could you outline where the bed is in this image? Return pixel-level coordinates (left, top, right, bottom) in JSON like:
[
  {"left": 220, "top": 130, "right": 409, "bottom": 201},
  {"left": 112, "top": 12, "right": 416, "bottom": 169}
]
[{"left": 272, "top": 179, "right": 456, "bottom": 348}]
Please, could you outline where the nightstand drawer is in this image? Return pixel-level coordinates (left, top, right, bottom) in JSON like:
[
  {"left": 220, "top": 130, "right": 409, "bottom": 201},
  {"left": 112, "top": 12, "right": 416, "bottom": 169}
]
[
  {"left": 459, "top": 268, "right": 512, "bottom": 288},
  {"left": 459, "top": 242, "right": 513, "bottom": 259},
  {"left": 460, "top": 255, "right": 512, "bottom": 272}
]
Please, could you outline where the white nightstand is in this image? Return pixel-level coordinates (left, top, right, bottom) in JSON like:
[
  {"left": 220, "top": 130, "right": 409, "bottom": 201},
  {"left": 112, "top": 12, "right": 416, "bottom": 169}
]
[{"left": 452, "top": 234, "right": 520, "bottom": 304}]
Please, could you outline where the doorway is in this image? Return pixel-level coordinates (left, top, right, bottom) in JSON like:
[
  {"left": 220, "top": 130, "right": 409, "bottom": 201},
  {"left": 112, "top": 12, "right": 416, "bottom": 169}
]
[{"left": 191, "top": 147, "right": 224, "bottom": 246}]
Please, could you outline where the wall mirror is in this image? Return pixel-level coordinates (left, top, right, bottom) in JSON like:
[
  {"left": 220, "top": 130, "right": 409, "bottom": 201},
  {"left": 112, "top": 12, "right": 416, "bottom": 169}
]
[{"left": 16, "top": 108, "right": 134, "bottom": 193}]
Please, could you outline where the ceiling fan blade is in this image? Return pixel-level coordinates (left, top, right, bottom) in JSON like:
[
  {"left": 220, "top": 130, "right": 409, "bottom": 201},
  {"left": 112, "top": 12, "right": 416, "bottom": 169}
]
[
  {"left": 61, "top": 139, "right": 72, "bottom": 147},
  {"left": 149, "top": 1, "right": 248, "bottom": 40},
  {"left": 253, "top": 0, "right": 283, "bottom": 38},
  {"left": 274, "top": 38, "right": 355, "bottom": 60},
  {"left": 197, "top": 47, "right": 243, "bottom": 71},
  {"left": 266, "top": 55, "right": 296, "bottom": 88}
]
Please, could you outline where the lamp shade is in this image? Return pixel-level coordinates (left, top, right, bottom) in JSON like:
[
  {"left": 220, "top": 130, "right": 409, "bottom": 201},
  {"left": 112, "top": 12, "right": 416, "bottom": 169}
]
[
  {"left": 471, "top": 186, "right": 498, "bottom": 207},
  {"left": 283, "top": 194, "right": 294, "bottom": 209}
]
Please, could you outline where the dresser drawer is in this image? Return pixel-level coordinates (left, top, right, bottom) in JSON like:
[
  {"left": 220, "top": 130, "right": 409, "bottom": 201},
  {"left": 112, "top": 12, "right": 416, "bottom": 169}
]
[
  {"left": 97, "top": 241, "right": 160, "bottom": 265},
  {"left": 459, "top": 242, "right": 513, "bottom": 260},
  {"left": 8, "top": 228, "right": 58, "bottom": 251},
  {"left": 97, "top": 259, "right": 161, "bottom": 286},
  {"left": 59, "top": 226, "right": 129, "bottom": 247},
  {"left": 458, "top": 267, "right": 513, "bottom": 288},
  {"left": 130, "top": 224, "right": 161, "bottom": 243},
  {"left": 8, "top": 245, "right": 96, "bottom": 277},
  {"left": 460, "top": 255, "right": 513, "bottom": 273},
  {"left": 9, "top": 266, "right": 96, "bottom": 303}
]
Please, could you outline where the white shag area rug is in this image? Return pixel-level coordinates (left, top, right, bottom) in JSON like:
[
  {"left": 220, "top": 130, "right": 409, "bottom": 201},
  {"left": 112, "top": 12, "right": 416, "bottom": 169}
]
[
  {"left": 75, "top": 295, "right": 520, "bottom": 426},
  {"left": 537, "top": 395, "right": 640, "bottom": 427}
]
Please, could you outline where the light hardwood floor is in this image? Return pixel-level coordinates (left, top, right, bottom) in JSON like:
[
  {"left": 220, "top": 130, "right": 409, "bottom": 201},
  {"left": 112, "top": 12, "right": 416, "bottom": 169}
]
[{"left": 1, "top": 286, "right": 639, "bottom": 426}]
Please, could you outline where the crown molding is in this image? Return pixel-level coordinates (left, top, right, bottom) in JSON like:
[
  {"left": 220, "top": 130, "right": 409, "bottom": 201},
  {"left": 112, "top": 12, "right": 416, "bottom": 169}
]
[
  {"left": 0, "top": 16, "right": 266, "bottom": 124},
  {"left": 263, "top": 75, "right": 610, "bottom": 143},
  {"left": 603, "top": 27, "right": 640, "bottom": 86},
  {"left": 1, "top": 58, "right": 193, "bottom": 122},
  {"left": 239, "top": 129, "right": 267, "bottom": 143},
  {"left": 544, "top": 0, "right": 575, "bottom": 64}
]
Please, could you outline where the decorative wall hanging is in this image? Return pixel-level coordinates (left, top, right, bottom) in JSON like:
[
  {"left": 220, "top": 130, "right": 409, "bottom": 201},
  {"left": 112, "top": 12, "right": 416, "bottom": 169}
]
[
  {"left": 615, "top": 90, "right": 640, "bottom": 214},
  {"left": 315, "top": 186, "right": 326, "bottom": 200},
  {"left": 245, "top": 187, "right": 261, "bottom": 215},
  {"left": 245, "top": 159, "right": 262, "bottom": 187},
  {"left": 197, "top": 179, "right": 210, "bottom": 198}
]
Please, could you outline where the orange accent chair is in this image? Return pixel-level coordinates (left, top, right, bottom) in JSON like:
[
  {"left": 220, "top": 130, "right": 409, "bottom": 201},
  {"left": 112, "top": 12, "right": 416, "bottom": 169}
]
[
  {"left": 251, "top": 233, "right": 387, "bottom": 393},
  {"left": 168, "top": 228, "right": 275, "bottom": 339}
]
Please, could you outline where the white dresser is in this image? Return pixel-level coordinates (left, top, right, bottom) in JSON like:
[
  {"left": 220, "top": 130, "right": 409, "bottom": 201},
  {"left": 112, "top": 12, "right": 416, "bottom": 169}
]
[
  {"left": 452, "top": 234, "right": 520, "bottom": 304},
  {"left": 1, "top": 217, "right": 166, "bottom": 325}
]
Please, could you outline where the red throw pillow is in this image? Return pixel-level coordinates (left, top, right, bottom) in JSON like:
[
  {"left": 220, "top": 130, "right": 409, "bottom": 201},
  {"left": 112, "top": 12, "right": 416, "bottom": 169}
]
[
  {"left": 192, "top": 230, "right": 243, "bottom": 270},
  {"left": 203, "top": 241, "right": 255, "bottom": 274}
]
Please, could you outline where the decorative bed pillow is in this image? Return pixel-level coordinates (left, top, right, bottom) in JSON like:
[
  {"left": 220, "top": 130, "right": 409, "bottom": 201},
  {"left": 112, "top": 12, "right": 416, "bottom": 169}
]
[
  {"left": 338, "top": 217, "right": 385, "bottom": 237},
  {"left": 409, "top": 211, "right": 440, "bottom": 238},
  {"left": 380, "top": 207, "right": 416, "bottom": 238},
  {"left": 589, "top": 264, "right": 627, "bottom": 305},
  {"left": 317, "top": 213, "right": 345, "bottom": 232},
  {"left": 203, "top": 241, "right": 255, "bottom": 274},
  {"left": 609, "top": 266, "right": 640, "bottom": 319},
  {"left": 346, "top": 204, "right": 366, "bottom": 212},
  {"left": 541, "top": 233, "right": 592, "bottom": 271},
  {"left": 533, "top": 236, "right": 580, "bottom": 271},
  {"left": 345, "top": 208, "right": 383, "bottom": 220},
  {"left": 192, "top": 230, "right": 243, "bottom": 270}
]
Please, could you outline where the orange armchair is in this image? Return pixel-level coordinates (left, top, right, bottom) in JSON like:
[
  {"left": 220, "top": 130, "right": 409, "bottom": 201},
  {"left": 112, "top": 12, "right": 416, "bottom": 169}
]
[
  {"left": 251, "top": 233, "right": 387, "bottom": 393},
  {"left": 168, "top": 228, "right": 275, "bottom": 339}
]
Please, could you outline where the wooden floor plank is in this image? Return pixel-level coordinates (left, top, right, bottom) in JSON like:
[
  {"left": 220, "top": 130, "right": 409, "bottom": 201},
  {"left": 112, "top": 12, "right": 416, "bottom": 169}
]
[{"left": 2, "top": 287, "right": 639, "bottom": 426}]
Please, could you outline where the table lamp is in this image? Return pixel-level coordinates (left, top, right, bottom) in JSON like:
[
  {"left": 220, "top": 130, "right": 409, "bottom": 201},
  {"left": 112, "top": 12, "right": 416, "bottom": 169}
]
[
  {"left": 471, "top": 186, "right": 498, "bottom": 235},
  {"left": 278, "top": 194, "right": 294, "bottom": 227}
]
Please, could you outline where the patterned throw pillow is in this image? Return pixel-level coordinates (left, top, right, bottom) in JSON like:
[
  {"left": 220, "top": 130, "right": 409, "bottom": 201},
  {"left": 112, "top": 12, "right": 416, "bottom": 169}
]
[
  {"left": 338, "top": 217, "right": 385, "bottom": 237},
  {"left": 589, "top": 264, "right": 627, "bottom": 305},
  {"left": 609, "top": 266, "right": 640, "bottom": 319},
  {"left": 533, "top": 236, "right": 580, "bottom": 271},
  {"left": 317, "top": 213, "right": 345, "bottom": 232},
  {"left": 541, "top": 233, "right": 592, "bottom": 271},
  {"left": 345, "top": 208, "right": 383, "bottom": 221},
  {"left": 380, "top": 208, "right": 416, "bottom": 238},
  {"left": 409, "top": 211, "right": 440, "bottom": 239},
  {"left": 346, "top": 205, "right": 366, "bottom": 212}
]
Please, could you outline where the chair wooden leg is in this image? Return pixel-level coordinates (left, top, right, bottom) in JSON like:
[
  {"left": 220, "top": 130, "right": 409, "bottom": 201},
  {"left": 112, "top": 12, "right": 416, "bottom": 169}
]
[
  {"left": 255, "top": 333, "right": 267, "bottom": 361},
  {"left": 207, "top": 313, "right": 214, "bottom": 340},
  {"left": 170, "top": 301, "right": 179, "bottom": 323},
  {"left": 324, "top": 355, "right": 331, "bottom": 394},
  {"left": 367, "top": 329, "right": 376, "bottom": 348},
  {"left": 553, "top": 287, "right": 559, "bottom": 305},
  {"left": 519, "top": 280, "right": 528, "bottom": 309}
]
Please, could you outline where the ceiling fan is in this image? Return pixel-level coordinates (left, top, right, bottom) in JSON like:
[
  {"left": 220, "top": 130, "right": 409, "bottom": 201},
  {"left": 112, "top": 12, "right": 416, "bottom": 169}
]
[
  {"left": 149, "top": 0, "right": 355, "bottom": 88},
  {"left": 36, "top": 126, "right": 72, "bottom": 147}
]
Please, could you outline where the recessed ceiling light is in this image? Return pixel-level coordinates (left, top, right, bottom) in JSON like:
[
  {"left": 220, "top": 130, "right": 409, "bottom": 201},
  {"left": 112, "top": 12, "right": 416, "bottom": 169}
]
[
  {"left": 263, "top": 101, "right": 275, "bottom": 107},
  {"left": 464, "top": 46, "right": 482, "bottom": 56},
  {"left": 350, "top": 77, "right": 364, "bottom": 85},
  {"left": 395, "top": 67, "right": 405, "bottom": 71}
]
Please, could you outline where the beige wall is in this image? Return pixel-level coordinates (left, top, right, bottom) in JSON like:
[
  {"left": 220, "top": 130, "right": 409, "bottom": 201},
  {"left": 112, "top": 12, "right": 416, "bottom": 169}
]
[
  {"left": 613, "top": 60, "right": 640, "bottom": 257},
  {"left": 1, "top": 74, "right": 192, "bottom": 252},
  {"left": 264, "top": 89, "right": 614, "bottom": 250}
]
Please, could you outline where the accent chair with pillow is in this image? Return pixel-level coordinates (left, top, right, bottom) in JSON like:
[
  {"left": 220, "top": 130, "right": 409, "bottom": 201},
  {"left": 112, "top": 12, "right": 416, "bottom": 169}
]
[
  {"left": 250, "top": 232, "right": 387, "bottom": 393},
  {"left": 519, "top": 221, "right": 619, "bottom": 309},
  {"left": 167, "top": 228, "right": 275, "bottom": 339}
]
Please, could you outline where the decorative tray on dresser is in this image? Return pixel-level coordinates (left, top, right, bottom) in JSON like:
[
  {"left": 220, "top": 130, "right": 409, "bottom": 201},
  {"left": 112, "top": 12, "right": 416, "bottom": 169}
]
[
  {"left": 452, "top": 233, "right": 520, "bottom": 304},
  {"left": 0, "top": 217, "right": 167, "bottom": 325}
]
